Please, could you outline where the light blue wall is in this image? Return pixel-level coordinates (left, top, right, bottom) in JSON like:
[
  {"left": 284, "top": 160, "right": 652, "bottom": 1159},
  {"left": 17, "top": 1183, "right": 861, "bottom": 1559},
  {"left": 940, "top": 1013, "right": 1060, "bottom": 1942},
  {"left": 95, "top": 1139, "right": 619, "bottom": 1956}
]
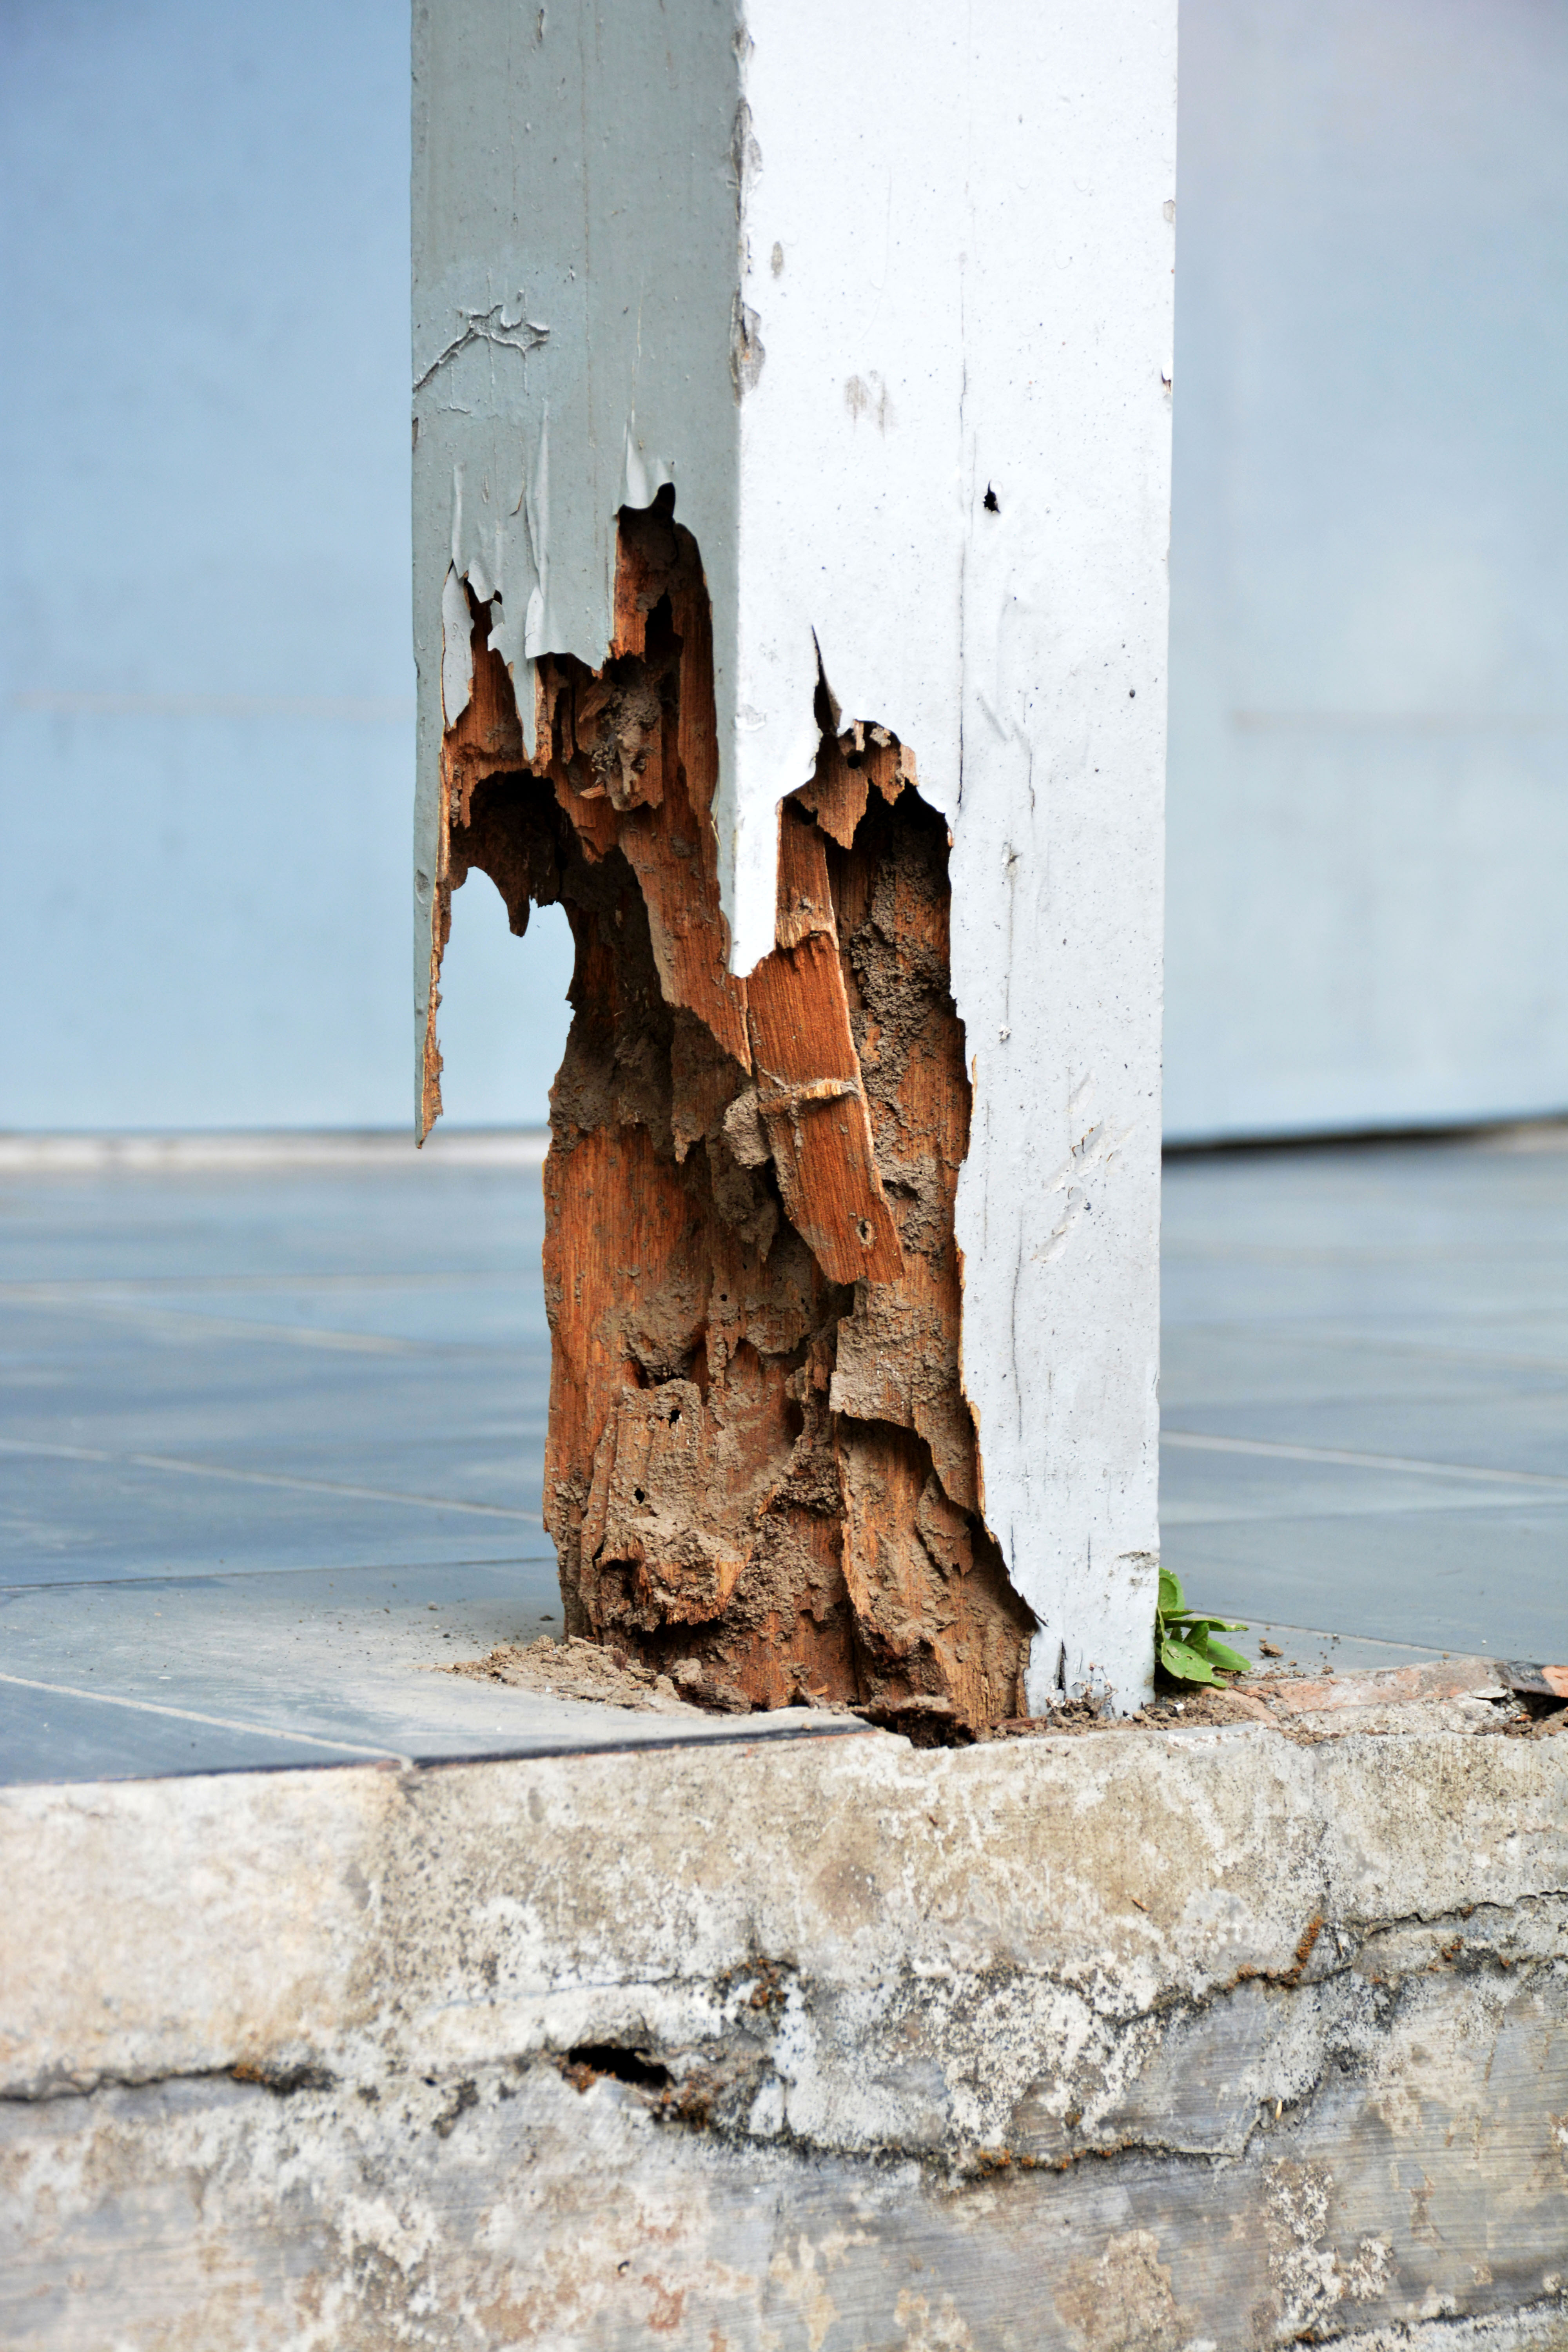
[
  {"left": 1167, "top": 0, "right": 1568, "bottom": 1140},
  {"left": 6, "top": 1, "right": 1567, "bottom": 1138},
  {"left": 0, "top": 0, "right": 572, "bottom": 1131}
]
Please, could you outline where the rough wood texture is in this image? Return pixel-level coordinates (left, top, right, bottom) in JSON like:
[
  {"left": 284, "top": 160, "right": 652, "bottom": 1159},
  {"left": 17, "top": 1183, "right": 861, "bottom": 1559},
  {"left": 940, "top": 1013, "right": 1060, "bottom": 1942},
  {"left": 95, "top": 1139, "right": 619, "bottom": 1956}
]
[{"left": 428, "top": 497, "right": 1034, "bottom": 1735}]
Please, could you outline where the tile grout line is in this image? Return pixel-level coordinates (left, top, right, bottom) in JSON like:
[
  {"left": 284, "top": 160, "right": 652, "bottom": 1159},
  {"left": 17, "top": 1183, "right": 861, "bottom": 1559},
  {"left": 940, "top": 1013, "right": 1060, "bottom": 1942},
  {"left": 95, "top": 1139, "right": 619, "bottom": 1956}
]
[
  {"left": 1163, "top": 1428, "right": 1568, "bottom": 1490},
  {"left": 0, "top": 1274, "right": 543, "bottom": 1293},
  {"left": 0, "top": 1436, "right": 541, "bottom": 1520},
  {"left": 0, "top": 1558, "right": 559, "bottom": 1594},
  {"left": 0, "top": 1294, "right": 414, "bottom": 1355},
  {"left": 1162, "top": 1316, "right": 1568, "bottom": 1375},
  {"left": 0, "top": 1670, "right": 412, "bottom": 1764},
  {"left": 0, "top": 1290, "right": 551, "bottom": 1357}
]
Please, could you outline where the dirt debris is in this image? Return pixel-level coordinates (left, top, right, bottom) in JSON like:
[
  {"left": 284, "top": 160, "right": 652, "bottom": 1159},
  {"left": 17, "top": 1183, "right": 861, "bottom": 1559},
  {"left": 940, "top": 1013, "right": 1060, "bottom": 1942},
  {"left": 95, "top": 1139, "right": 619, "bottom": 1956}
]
[
  {"left": 985, "top": 1657, "right": 1541, "bottom": 1742},
  {"left": 988, "top": 1686, "right": 1271, "bottom": 1739},
  {"left": 447, "top": 1636, "right": 701, "bottom": 1716},
  {"left": 440, "top": 1641, "right": 1548, "bottom": 1745},
  {"left": 446, "top": 1635, "right": 864, "bottom": 1720}
]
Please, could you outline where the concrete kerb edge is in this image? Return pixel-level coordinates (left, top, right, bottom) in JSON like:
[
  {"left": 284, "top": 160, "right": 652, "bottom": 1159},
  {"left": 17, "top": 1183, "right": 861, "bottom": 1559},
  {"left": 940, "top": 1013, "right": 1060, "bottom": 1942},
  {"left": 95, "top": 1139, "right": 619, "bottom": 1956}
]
[{"left": 3, "top": 1715, "right": 1566, "bottom": 2345}]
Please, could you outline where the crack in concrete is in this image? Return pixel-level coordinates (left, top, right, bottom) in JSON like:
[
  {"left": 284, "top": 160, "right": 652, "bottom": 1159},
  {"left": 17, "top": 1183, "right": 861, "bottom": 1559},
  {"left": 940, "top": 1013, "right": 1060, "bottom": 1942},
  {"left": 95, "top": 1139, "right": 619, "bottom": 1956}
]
[{"left": 11, "top": 1894, "right": 1564, "bottom": 2120}]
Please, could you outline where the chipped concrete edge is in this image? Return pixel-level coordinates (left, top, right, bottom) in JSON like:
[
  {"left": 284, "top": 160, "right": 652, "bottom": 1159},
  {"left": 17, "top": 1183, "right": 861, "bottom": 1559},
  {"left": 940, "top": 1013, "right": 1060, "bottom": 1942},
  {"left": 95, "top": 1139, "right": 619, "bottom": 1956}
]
[
  {"left": 1329, "top": 2313, "right": 1568, "bottom": 2352},
  {"left": 2, "top": 1713, "right": 1566, "bottom": 2345}
]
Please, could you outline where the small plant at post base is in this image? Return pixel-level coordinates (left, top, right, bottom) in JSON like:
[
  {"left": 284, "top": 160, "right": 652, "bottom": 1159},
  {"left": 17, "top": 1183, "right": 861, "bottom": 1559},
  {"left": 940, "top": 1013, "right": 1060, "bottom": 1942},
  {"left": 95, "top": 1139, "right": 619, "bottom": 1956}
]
[{"left": 1156, "top": 1567, "right": 1251, "bottom": 1687}]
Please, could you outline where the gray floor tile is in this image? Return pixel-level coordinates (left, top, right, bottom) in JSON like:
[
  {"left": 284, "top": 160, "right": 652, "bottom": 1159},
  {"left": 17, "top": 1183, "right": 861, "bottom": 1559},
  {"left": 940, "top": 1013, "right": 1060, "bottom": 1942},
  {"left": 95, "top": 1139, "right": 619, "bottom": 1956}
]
[
  {"left": 1161, "top": 1136, "right": 1568, "bottom": 1658},
  {"left": 4, "top": 1134, "right": 1566, "bottom": 1783},
  {"left": 1165, "top": 1496, "right": 1568, "bottom": 1656},
  {"left": 0, "top": 1679, "right": 404, "bottom": 1781},
  {"left": 1161, "top": 1324, "right": 1568, "bottom": 1406},
  {"left": 1159, "top": 1438, "right": 1568, "bottom": 1527},
  {"left": 0, "top": 1559, "right": 869, "bottom": 1781},
  {"left": 0, "top": 1453, "right": 549, "bottom": 1584},
  {"left": 1167, "top": 1390, "right": 1568, "bottom": 1479}
]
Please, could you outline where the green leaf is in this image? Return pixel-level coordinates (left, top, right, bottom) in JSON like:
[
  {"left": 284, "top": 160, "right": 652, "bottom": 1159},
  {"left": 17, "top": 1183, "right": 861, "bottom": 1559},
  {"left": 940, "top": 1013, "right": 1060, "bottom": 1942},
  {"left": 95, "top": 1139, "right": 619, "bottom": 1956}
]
[
  {"left": 1176, "top": 1616, "right": 1248, "bottom": 1638},
  {"left": 1204, "top": 1638, "right": 1252, "bottom": 1676},
  {"left": 1160, "top": 1635, "right": 1221, "bottom": 1687},
  {"left": 1158, "top": 1567, "right": 1185, "bottom": 1619}
]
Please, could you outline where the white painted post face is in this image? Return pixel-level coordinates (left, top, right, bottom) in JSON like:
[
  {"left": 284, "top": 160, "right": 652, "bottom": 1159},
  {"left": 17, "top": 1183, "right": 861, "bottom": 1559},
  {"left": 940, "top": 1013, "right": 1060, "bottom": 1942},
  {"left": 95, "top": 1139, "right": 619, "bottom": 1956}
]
[{"left": 414, "top": 0, "right": 1175, "bottom": 1708}]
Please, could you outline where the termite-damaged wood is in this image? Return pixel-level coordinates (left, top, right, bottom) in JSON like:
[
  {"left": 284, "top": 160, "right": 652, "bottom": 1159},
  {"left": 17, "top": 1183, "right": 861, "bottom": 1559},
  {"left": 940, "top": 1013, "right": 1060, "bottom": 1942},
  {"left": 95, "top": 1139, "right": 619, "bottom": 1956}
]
[{"left": 426, "top": 493, "right": 1034, "bottom": 1739}]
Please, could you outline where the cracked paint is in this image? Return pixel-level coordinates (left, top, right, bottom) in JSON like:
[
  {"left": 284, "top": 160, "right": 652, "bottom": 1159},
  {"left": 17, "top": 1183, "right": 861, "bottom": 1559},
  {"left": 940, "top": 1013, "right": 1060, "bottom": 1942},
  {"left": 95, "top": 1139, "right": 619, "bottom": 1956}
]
[{"left": 412, "top": 298, "right": 550, "bottom": 396}]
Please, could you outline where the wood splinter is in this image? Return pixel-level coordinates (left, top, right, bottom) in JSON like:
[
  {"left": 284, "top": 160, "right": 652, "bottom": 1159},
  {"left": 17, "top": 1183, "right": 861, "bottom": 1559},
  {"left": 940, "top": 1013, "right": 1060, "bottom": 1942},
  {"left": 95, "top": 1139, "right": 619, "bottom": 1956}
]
[{"left": 425, "top": 493, "right": 1035, "bottom": 1740}]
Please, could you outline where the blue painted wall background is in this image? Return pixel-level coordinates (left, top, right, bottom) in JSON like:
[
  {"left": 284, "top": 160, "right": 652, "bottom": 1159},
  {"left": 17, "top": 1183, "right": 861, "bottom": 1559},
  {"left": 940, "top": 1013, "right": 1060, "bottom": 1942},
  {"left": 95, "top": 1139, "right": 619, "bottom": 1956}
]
[
  {"left": 1, "top": 0, "right": 573, "bottom": 1131},
  {"left": 4, "top": 0, "right": 1566, "bottom": 1137},
  {"left": 1166, "top": 0, "right": 1568, "bottom": 1140}
]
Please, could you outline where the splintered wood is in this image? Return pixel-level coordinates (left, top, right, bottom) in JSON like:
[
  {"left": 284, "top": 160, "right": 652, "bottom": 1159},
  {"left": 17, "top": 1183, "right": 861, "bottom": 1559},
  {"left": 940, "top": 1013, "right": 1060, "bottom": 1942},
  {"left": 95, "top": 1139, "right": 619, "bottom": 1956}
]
[{"left": 428, "top": 496, "right": 1034, "bottom": 1739}]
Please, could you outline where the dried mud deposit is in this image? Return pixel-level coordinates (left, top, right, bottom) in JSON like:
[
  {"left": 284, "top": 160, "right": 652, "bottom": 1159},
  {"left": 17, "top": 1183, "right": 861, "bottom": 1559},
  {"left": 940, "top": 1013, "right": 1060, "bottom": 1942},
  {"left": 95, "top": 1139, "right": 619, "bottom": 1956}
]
[{"left": 425, "top": 497, "right": 1034, "bottom": 1735}]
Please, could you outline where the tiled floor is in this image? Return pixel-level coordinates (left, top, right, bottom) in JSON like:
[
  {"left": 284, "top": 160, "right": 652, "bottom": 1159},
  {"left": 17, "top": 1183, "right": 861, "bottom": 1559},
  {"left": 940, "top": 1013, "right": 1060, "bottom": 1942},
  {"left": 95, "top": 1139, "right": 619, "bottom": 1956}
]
[
  {"left": 1161, "top": 1128, "right": 1568, "bottom": 1664},
  {"left": 0, "top": 1137, "right": 857, "bottom": 1780},
  {"left": 3, "top": 1126, "right": 1565, "bottom": 1782}
]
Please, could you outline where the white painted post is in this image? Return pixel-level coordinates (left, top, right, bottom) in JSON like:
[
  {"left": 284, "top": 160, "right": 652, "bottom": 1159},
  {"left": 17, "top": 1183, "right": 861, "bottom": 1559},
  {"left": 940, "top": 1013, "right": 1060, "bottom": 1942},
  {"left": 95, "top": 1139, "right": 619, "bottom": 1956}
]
[{"left": 414, "top": 0, "right": 1174, "bottom": 1710}]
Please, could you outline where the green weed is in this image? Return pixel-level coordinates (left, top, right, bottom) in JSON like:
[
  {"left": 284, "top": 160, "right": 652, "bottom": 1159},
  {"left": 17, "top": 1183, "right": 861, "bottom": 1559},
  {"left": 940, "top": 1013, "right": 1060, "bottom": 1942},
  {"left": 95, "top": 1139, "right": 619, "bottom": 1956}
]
[{"left": 1156, "top": 1567, "right": 1250, "bottom": 1687}]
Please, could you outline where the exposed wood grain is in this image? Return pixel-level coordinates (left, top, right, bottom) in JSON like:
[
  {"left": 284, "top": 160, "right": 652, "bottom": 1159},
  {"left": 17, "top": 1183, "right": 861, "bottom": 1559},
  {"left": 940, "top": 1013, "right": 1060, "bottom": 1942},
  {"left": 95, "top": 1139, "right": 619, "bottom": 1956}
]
[
  {"left": 747, "top": 928, "right": 903, "bottom": 1289},
  {"left": 792, "top": 727, "right": 869, "bottom": 849}
]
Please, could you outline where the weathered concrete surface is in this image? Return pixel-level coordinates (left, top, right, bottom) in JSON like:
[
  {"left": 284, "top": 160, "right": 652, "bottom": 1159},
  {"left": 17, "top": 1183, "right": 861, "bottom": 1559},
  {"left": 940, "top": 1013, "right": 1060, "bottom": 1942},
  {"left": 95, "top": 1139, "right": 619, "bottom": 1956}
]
[{"left": 3, "top": 1720, "right": 1567, "bottom": 2347}]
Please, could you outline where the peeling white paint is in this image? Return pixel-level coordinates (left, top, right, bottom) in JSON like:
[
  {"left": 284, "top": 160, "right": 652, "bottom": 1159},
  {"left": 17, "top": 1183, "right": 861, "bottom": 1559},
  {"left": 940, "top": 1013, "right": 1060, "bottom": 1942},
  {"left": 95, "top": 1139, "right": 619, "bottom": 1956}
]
[
  {"left": 439, "top": 566, "right": 472, "bottom": 730},
  {"left": 412, "top": 0, "right": 1174, "bottom": 1703}
]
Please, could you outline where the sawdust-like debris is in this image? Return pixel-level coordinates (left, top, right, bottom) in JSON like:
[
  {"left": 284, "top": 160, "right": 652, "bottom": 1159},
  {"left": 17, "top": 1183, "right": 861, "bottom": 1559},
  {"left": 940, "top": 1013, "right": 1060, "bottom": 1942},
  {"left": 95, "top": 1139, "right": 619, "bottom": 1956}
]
[{"left": 447, "top": 1636, "right": 701, "bottom": 1715}]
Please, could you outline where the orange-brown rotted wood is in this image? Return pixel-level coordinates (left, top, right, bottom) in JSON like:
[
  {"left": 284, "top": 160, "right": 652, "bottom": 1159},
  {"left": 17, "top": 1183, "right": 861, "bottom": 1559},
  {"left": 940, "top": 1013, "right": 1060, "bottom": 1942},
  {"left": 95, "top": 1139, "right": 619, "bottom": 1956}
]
[
  {"left": 746, "top": 929, "right": 903, "bottom": 1289},
  {"left": 826, "top": 799, "right": 980, "bottom": 1513},
  {"left": 774, "top": 800, "right": 838, "bottom": 949},
  {"left": 430, "top": 491, "right": 1033, "bottom": 1736},
  {"left": 442, "top": 598, "right": 526, "bottom": 828},
  {"left": 793, "top": 728, "right": 870, "bottom": 851},
  {"left": 541, "top": 1121, "right": 705, "bottom": 1546},
  {"left": 619, "top": 763, "right": 751, "bottom": 1068}
]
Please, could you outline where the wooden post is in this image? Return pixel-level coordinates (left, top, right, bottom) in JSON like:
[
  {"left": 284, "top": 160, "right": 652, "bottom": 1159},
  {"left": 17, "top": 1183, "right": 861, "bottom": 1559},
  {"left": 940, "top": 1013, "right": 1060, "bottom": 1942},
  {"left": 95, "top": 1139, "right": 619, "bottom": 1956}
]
[{"left": 413, "top": 0, "right": 1175, "bottom": 1721}]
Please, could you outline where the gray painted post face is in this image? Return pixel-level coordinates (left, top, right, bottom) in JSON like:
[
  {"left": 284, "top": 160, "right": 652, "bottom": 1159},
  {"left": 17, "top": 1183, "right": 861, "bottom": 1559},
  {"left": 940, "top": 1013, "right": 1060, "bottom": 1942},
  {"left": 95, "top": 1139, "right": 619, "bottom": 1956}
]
[
  {"left": 411, "top": 0, "right": 742, "bottom": 1091},
  {"left": 412, "top": 0, "right": 1175, "bottom": 1705}
]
